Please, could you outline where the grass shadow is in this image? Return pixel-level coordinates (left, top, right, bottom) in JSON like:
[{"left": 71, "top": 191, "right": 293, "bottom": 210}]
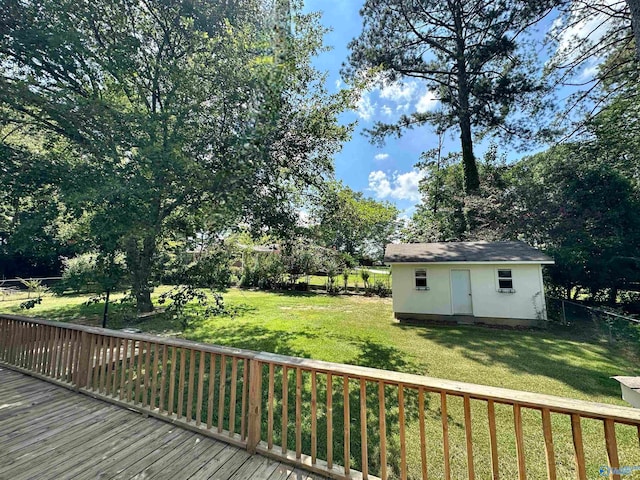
[{"left": 394, "top": 322, "right": 640, "bottom": 399}]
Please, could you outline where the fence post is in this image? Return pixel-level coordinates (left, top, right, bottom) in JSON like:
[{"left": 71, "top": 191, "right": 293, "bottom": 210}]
[
  {"left": 247, "top": 358, "right": 263, "bottom": 453},
  {"left": 74, "top": 331, "right": 92, "bottom": 391}
]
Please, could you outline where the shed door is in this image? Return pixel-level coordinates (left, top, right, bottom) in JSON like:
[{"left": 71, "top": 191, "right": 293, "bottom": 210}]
[{"left": 451, "top": 269, "right": 473, "bottom": 315}]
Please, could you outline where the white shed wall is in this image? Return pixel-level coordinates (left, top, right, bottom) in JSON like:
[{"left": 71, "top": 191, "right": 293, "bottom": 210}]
[{"left": 391, "top": 263, "right": 547, "bottom": 320}]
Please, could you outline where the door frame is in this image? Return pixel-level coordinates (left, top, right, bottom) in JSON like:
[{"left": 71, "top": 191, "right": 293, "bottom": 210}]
[{"left": 450, "top": 269, "right": 473, "bottom": 315}]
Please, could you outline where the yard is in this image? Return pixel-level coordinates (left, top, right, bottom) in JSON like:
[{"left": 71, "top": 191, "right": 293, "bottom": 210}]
[
  {"left": 2, "top": 288, "right": 639, "bottom": 478},
  {"left": 1, "top": 287, "right": 638, "bottom": 403}
]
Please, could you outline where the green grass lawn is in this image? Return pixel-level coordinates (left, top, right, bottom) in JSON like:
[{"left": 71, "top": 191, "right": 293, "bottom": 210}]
[
  {"left": 1, "top": 287, "right": 638, "bottom": 402},
  {"left": 2, "top": 287, "right": 639, "bottom": 479}
]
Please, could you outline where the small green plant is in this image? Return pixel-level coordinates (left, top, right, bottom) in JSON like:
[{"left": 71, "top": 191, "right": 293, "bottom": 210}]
[
  {"left": 342, "top": 269, "right": 350, "bottom": 292},
  {"left": 360, "top": 269, "right": 371, "bottom": 291},
  {"left": 18, "top": 278, "right": 49, "bottom": 309},
  {"left": 158, "top": 286, "right": 229, "bottom": 331}
]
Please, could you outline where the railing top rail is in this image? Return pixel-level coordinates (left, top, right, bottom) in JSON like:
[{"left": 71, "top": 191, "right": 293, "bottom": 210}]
[
  {"left": 3, "top": 313, "right": 640, "bottom": 425},
  {"left": 254, "top": 352, "right": 640, "bottom": 424}
]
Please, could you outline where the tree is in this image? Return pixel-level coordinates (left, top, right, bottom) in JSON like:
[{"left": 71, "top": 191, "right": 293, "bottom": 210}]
[
  {"left": 545, "top": 0, "right": 638, "bottom": 135},
  {"left": 345, "top": 0, "right": 555, "bottom": 192},
  {"left": 311, "top": 181, "right": 399, "bottom": 262},
  {"left": 0, "top": 0, "right": 350, "bottom": 311}
]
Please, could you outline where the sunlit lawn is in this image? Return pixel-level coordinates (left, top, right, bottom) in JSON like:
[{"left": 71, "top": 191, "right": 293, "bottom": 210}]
[{"left": 2, "top": 287, "right": 639, "bottom": 478}]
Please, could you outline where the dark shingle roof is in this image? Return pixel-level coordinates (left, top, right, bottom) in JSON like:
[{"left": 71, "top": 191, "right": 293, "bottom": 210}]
[{"left": 384, "top": 241, "right": 554, "bottom": 264}]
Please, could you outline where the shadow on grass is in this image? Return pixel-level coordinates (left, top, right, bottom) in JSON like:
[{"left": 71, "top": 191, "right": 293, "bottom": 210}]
[
  {"left": 187, "top": 323, "right": 318, "bottom": 358},
  {"left": 394, "top": 322, "right": 640, "bottom": 398}
]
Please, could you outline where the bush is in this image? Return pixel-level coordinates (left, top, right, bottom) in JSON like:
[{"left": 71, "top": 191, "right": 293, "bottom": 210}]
[
  {"left": 55, "top": 253, "right": 98, "bottom": 294},
  {"left": 371, "top": 279, "right": 390, "bottom": 298}
]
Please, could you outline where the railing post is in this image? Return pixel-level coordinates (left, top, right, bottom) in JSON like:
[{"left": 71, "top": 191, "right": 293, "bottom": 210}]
[
  {"left": 74, "top": 331, "right": 92, "bottom": 391},
  {"left": 247, "top": 358, "right": 263, "bottom": 453}
]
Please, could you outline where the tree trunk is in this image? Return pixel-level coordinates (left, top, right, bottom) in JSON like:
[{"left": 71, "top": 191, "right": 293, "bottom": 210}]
[
  {"left": 453, "top": 0, "right": 480, "bottom": 194},
  {"left": 102, "top": 289, "right": 110, "bottom": 328},
  {"left": 126, "top": 235, "right": 156, "bottom": 313},
  {"left": 628, "top": 0, "right": 640, "bottom": 61},
  {"left": 608, "top": 287, "right": 618, "bottom": 306}
]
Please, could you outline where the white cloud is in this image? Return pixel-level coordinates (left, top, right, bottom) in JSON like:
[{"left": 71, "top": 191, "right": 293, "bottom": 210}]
[
  {"left": 374, "top": 153, "right": 390, "bottom": 161},
  {"left": 381, "top": 104, "right": 393, "bottom": 116},
  {"left": 368, "top": 169, "right": 424, "bottom": 202},
  {"left": 396, "top": 102, "right": 410, "bottom": 113},
  {"left": 356, "top": 93, "right": 375, "bottom": 121},
  {"left": 380, "top": 81, "right": 418, "bottom": 102},
  {"left": 335, "top": 79, "right": 342, "bottom": 90},
  {"left": 552, "top": 0, "right": 622, "bottom": 61},
  {"left": 415, "top": 90, "right": 438, "bottom": 113}
]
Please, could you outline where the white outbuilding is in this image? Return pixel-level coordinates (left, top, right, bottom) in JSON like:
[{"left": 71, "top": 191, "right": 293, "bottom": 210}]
[{"left": 384, "top": 241, "right": 554, "bottom": 327}]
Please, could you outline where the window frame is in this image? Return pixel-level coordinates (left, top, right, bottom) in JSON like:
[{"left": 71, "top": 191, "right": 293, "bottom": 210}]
[
  {"left": 414, "top": 268, "right": 429, "bottom": 291},
  {"left": 496, "top": 268, "right": 515, "bottom": 293}
]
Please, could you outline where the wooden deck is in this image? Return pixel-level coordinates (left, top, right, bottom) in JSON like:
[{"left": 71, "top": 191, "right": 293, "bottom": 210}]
[{"left": 0, "top": 367, "right": 326, "bottom": 480}]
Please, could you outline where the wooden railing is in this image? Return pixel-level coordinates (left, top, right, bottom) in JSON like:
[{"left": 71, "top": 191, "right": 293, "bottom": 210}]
[{"left": 1, "top": 314, "right": 639, "bottom": 480}]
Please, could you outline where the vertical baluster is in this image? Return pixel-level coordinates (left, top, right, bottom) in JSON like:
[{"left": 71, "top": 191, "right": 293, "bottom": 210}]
[
  {"left": 196, "top": 350, "right": 205, "bottom": 426},
  {"left": 267, "top": 363, "right": 275, "bottom": 449},
  {"left": 218, "top": 355, "right": 227, "bottom": 433},
  {"left": 159, "top": 344, "right": 167, "bottom": 412},
  {"left": 296, "top": 367, "right": 302, "bottom": 459},
  {"left": 464, "top": 394, "right": 475, "bottom": 480},
  {"left": 541, "top": 408, "right": 556, "bottom": 480},
  {"left": 379, "top": 380, "right": 386, "bottom": 480},
  {"left": 143, "top": 341, "right": 151, "bottom": 406},
  {"left": 514, "top": 403, "right": 526, "bottom": 480},
  {"left": 571, "top": 414, "right": 587, "bottom": 480},
  {"left": 135, "top": 340, "right": 144, "bottom": 403},
  {"left": 105, "top": 336, "right": 114, "bottom": 395},
  {"left": 441, "top": 392, "right": 451, "bottom": 480},
  {"left": 151, "top": 343, "right": 159, "bottom": 409},
  {"left": 90, "top": 335, "right": 99, "bottom": 390},
  {"left": 360, "top": 378, "right": 368, "bottom": 479},
  {"left": 68, "top": 330, "right": 78, "bottom": 383},
  {"left": 48, "top": 327, "right": 60, "bottom": 377},
  {"left": 61, "top": 328, "right": 71, "bottom": 381},
  {"left": 127, "top": 340, "right": 135, "bottom": 402},
  {"left": 419, "top": 388, "right": 428, "bottom": 480},
  {"left": 327, "top": 373, "right": 333, "bottom": 470},
  {"left": 120, "top": 338, "right": 129, "bottom": 400},
  {"left": 207, "top": 353, "right": 216, "bottom": 429},
  {"left": 112, "top": 337, "right": 122, "bottom": 395},
  {"left": 87, "top": 334, "right": 96, "bottom": 389},
  {"left": 487, "top": 400, "right": 499, "bottom": 480},
  {"left": 229, "top": 357, "right": 238, "bottom": 436},
  {"left": 603, "top": 419, "right": 620, "bottom": 480},
  {"left": 99, "top": 335, "right": 108, "bottom": 392},
  {"left": 177, "top": 347, "right": 186, "bottom": 418},
  {"left": 240, "top": 358, "right": 248, "bottom": 441},
  {"left": 311, "top": 370, "right": 317, "bottom": 465},
  {"left": 282, "top": 365, "right": 288, "bottom": 454},
  {"left": 30, "top": 324, "right": 40, "bottom": 371},
  {"left": 399, "top": 384, "right": 407, "bottom": 480},
  {"left": 168, "top": 346, "right": 177, "bottom": 413},
  {"left": 186, "top": 349, "right": 196, "bottom": 421},
  {"left": 343, "top": 375, "right": 350, "bottom": 476}
]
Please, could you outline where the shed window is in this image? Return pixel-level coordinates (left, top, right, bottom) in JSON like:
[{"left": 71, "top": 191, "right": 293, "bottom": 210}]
[
  {"left": 415, "top": 269, "right": 428, "bottom": 290},
  {"left": 497, "top": 269, "right": 513, "bottom": 290}
]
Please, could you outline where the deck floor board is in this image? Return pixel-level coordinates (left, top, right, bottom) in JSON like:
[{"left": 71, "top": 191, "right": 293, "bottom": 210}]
[{"left": 0, "top": 367, "right": 327, "bottom": 480}]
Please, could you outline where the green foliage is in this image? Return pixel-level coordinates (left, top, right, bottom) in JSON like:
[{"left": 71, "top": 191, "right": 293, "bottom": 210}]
[
  {"left": 0, "top": 0, "right": 351, "bottom": 313},
  {"left": 345, "top": 0, "right": 555, "bottom": 191},
  {"left": 158, "top": 286, "right": 228, "bottom": 332},
  {"left": 56, "top": 252, "right": 127, "bottom": 295},
  {"left": 311, "top": 180, "right": 399, "bottom": 262}
]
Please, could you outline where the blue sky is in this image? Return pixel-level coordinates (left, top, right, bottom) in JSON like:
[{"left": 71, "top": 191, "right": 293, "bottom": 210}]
[
  {"left": 304, "top": 0, "right": 436, "bottom": 218},
  {"left": 301, "top": 0, "right": 609, "bottom": 218}
]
